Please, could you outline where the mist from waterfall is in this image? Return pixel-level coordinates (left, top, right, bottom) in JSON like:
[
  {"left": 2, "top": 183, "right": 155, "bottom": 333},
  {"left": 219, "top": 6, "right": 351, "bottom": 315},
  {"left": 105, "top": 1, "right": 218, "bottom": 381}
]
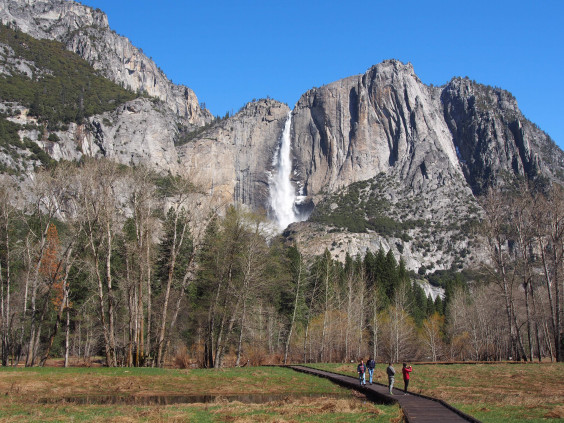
[{"left": 269, "top": 113, "right": 305, "bottom": 230}]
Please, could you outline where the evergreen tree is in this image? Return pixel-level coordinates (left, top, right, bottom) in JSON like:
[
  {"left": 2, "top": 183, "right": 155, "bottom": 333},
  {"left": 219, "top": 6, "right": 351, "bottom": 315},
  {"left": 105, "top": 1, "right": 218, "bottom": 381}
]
[
  {"left": 409, "top": 282, "right": 427, "bottom": 325},
  {"left": 363, "top": 249, "right": 376, "bottom": 288},
  {"left": 426, "top": 294, "right": 436, "bottom": 317},
  {"left": 382, "top": 249, "right": 399, "bottom": 300},
  {"left": 434, "top": 295, "right": 444, "bottom": 316}
]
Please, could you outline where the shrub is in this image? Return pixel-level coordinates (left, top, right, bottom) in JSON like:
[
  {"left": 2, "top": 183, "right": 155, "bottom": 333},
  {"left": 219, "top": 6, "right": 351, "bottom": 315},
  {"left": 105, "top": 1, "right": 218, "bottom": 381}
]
[{"left": 173, "top": 346, "right": 192, "bottom": 369}]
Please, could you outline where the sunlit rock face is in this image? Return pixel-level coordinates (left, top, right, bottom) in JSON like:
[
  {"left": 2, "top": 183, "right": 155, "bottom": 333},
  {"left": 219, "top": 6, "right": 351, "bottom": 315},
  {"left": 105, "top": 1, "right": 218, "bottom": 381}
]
[
  {"left": 291, "top": 60, "right": 463, "bottom": 196},
  {"left": 179, "top": 99, "right": 290, "bottom": 211},
  {"left": 281, "top": 60, "right": 563, "bottom": 270}
]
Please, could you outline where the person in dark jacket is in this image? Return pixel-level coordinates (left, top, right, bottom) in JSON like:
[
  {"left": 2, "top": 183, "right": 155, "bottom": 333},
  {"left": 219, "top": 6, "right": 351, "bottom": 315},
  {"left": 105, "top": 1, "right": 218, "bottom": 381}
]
[
  {"left": 386, "top": 362, "right": 395, "bottom": 394},
  {"left": 366, "top": 357, "right": 376, "bottom": 384},
  {"left": 357, "top": 359, "right": 367, "bottom": 387}
]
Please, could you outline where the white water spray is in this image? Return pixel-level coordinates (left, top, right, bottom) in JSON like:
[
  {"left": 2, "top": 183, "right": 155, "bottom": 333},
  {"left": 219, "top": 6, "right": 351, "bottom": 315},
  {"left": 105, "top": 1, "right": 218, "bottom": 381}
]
[{"left": 269, "top": 113, "right": 304, "bottom": 230}]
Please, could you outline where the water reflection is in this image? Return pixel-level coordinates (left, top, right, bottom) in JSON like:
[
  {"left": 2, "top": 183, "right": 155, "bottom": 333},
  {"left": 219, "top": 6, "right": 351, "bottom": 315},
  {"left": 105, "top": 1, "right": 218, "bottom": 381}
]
[{"left": 40, "top": 392, "right": 352, "bottom": 405}]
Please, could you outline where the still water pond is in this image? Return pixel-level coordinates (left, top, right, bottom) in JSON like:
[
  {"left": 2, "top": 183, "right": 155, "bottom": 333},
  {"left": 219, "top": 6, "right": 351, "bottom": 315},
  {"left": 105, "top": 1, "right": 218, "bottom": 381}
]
[{"left": 40, "top": 392, "right": 355, "bottom": 405}]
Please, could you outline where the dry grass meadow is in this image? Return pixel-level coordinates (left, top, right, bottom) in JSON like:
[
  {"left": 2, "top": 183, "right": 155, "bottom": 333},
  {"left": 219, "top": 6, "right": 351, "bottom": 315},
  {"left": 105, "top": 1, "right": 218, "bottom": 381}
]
[
  {"left": 0, "top": 362, "right": 562, "bottom": 422},
  {"left": 0, "top": 365, "right": 400, "bottom": 422}
]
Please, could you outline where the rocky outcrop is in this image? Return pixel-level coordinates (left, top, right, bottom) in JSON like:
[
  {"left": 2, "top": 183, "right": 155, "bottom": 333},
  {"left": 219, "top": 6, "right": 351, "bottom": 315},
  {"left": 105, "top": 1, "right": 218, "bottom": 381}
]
[
  {"left": 292, "top": 61, "right": 463, "bottom": 196},
  {"left": 30, "top": 98, "right": 289, "bottom": 209},
  {"left": 283, "top": 60, "right": 564, "bottom": 270},
  {"left": 12, "top": 97, "right": 183, "bottom": 173},
  {"left": 9, "top": 96, "right": 289, "bottom": 207},
  {"left": 0, "top": 0, "right": 212, "bottom": 126}
]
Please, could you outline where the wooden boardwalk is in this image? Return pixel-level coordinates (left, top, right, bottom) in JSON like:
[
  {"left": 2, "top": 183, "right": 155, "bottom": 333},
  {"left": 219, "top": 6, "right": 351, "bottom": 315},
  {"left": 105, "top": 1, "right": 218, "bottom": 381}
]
[{"left": 288, "top": 365, "right": 481, "bottom": 423}]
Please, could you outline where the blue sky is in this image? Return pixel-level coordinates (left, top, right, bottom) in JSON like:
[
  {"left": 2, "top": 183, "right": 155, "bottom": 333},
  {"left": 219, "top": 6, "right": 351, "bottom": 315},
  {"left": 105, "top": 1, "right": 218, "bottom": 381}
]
[{"left": 80, "top": 0, "right": 563, "bottom": 149}]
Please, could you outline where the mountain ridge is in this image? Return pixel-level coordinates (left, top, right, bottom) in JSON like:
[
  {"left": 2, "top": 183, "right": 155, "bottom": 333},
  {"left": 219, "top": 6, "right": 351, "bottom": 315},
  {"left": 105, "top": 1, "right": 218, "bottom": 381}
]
[{"left": 0, "top": 0, "right": 212, "bottom": 126}]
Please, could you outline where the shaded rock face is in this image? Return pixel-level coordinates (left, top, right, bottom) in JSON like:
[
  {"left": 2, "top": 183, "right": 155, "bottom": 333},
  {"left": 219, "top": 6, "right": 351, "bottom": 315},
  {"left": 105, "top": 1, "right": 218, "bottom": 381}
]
[
  {"left": 441, "top": 78, "right": 562, "bottom": 195},
  {"left": 0, "top": 0, "right": 211, "bottom": 126}
]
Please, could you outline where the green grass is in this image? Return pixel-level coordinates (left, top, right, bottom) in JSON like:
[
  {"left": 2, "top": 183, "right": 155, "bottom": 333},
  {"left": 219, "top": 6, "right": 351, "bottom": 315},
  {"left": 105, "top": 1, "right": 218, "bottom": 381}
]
[{"left": 0, "top": 401, "right": 400, "bottom": 422}]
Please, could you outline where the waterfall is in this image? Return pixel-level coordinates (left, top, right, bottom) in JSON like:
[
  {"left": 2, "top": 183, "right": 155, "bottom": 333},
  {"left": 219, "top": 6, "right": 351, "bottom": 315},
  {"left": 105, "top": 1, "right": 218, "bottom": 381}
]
[{"left": 269, "top": 112, "right": 304, "bottom": 230}]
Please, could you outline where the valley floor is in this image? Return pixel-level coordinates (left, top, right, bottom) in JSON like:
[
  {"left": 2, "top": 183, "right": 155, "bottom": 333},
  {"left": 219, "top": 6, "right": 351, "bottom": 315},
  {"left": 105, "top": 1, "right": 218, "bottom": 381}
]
[{"left": 0, "top": 362, "right": 561, "bottom": 422}]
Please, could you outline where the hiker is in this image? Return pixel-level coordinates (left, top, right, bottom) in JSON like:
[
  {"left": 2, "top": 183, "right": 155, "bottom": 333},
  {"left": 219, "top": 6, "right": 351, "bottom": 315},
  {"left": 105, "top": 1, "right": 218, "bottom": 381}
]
[
  {"left": 357, "top": 359, "right": 367, "bottom": 387},
  {"left": 366, "top": 357, "right": 376, "bottom": 384},
  {"left": 402, "top": 363, "right": 413, "bottom": 394},
  {"left": 386, "top": 362, "right": 395, "bottom": 394}
]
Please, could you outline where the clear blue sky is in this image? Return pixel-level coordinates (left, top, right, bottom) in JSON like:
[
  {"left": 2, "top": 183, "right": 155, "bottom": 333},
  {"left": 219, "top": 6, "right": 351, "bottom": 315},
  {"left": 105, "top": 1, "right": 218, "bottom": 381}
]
[{"left": 80, "top": 0, "right": 564, "bottom": 149}]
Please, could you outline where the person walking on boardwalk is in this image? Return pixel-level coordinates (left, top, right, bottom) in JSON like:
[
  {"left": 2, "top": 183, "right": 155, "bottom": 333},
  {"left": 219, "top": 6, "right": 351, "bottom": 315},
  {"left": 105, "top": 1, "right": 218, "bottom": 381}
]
[
  {"left": 357, "top": 359, "right": 367, "bottom": 387},
  {"left": 402, "top": 362, "right": 413, "bottom": 394},
  {"left": 366, "top": 357, "right": 376, "bottom": 384},
  {"left": 386, "top": 362, "right": 395, "bottom": 394}
]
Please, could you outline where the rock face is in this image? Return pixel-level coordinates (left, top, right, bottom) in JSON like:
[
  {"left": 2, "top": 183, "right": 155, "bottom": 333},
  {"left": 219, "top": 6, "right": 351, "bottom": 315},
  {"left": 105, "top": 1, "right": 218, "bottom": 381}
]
[
  {"left": 5, "top": 97, "right": 184, "bottom": 174},
  {"left": 179, "top": 99, "right": 290, "bottom": 210},
  {"left": 0, "top": 0, "right": 211, "bottom": 126},
  {"left": 441, "top": 78, "right": 561, "bottom": 194},
  {"left": 291, "top": 60, "right": 563, "bottom": 199}
]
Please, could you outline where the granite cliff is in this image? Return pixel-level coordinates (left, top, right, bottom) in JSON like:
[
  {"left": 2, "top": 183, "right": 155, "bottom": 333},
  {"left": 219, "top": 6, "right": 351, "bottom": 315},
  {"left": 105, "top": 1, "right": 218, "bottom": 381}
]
[{"left": 291, "top": 60, "right": 563, "bottom": 198}]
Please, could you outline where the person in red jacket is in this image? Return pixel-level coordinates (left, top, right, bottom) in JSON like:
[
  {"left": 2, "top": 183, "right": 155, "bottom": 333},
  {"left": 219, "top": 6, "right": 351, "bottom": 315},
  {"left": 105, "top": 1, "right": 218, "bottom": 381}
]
[{"left": 402, "top": 363, "right": 413, "bottom": 394}]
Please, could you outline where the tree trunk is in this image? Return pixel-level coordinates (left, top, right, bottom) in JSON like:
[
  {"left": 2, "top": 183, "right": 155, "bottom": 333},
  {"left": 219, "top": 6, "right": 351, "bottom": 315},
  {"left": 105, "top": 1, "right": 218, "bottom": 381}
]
[
  {"left": 284, "top": 254, "right": 303, "bottom": 365},
  {"left": 0, "top": 209, "right": 12, "bottom": 366},
  {"left": 217, "top": 294, "right": 242, "bottom": 368},
  {"left": 345, "top": 273, "right": 352, "bottom": 361},
  {"left": 319, "top": 256, "right": 331, "bottom": 362},
  {"left": 236, "top": 296, "right": 247, "bottom": 367},
  {"left": 357, "top": 277, "right": 365, "bottom": 359},
  {"left": 156, "top": 211, "right": 190, "bottom": 367},
  {"left": 26, "top": 228, "right": 50, "bottom": 367},
  {"left": 64, "top": 299, "right": 70, "bottom": 368},
  {"left": 145, "top": 233, "right": 152, "bottom": 364},
  {"left": 105, "top": 221, "right": 117, "bottom": 367},
  {"left": 539, "top": 237, "right": 558, "bottom": 359},
  {"left": 162, "top": 252, "right": 197, "bottom": 365},
  {"left": 40, "top": 246, "right": 73, "bottom": 366},
  {"left": 91, "top": 243, "right": 112, "bottom": 367}
]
